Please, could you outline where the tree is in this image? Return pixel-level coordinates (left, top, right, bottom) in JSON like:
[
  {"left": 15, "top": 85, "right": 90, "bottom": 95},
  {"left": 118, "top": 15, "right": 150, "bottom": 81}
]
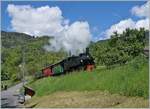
[{"left": 89, "top": 28, "right": 148, "bottom": 68}]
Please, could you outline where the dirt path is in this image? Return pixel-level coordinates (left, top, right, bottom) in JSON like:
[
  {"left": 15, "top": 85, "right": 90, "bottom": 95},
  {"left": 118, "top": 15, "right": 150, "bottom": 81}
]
[
  {"left": 1, "top": 82, "right": 24, "bottom": 108},
  {"left": 25, "top": 91, "right": 149, "bottom": 108}
]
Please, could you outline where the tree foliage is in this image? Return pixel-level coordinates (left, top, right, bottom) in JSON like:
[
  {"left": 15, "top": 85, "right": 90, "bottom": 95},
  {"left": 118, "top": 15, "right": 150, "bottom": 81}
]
[{"left": 90, "top": 28, "right": 148, "bottom": 68}]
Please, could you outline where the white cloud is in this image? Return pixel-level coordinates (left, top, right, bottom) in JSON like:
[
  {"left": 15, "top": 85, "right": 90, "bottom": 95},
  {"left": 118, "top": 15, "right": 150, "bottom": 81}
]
[
  {"left": 103, "top": 1, "right": 149, "bottom": 39},
  {"left": 131, "top": 1, "right": 149, "bottom": 18},
  {"left": 7, "top": 4, "right": 91, "bottom": 55},
  {"left": 135, "top": 18, "right": 149, "bottom": 30},
  {"left": 104, "top": 18, "right": 149, "bottom": 39},
  {"left": 7, "top": 4, "right": 63, "bottom": 36},
  {"left": 105, "top": 18, "right": 135, "bottom": 38}
]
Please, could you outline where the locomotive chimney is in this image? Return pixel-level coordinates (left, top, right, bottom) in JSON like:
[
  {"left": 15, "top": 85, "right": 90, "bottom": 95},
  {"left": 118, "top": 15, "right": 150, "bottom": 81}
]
[
  {"left": 86, "top": 47, "right": 89, "bottom": 54},
  {"left": 68, "top": 51, "right": 72, "bottom": 57}
]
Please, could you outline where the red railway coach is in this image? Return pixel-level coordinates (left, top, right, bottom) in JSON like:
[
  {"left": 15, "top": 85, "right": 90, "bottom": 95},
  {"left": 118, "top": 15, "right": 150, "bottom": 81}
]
[{"left": 42, "top": 67, "right": 53, "bottom": 77}]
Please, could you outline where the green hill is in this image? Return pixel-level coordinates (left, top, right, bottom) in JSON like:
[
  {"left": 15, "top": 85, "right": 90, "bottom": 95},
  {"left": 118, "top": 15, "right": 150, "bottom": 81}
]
[
  {"left": 1, "top": 31, "right": 34, "bottom": 48},
  {"left": 1, "top": 31, "right": 67, "bottom": 83}
]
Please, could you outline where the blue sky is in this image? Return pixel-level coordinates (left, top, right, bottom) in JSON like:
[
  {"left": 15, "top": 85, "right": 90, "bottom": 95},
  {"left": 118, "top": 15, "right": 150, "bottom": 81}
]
[{"left": 1, "top": 1, "right": 147, "bottom": 40}]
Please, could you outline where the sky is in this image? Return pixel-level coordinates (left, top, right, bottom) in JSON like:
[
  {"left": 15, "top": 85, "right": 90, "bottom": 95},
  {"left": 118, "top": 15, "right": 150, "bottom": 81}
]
[{"left": 1, "top": 1, "right": 149, "bottom": 54}]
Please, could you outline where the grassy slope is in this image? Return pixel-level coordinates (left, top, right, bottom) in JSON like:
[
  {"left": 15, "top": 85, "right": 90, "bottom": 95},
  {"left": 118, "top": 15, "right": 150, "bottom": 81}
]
[{"left": 28, "top": 55, "right": 149, "bottom": 98}]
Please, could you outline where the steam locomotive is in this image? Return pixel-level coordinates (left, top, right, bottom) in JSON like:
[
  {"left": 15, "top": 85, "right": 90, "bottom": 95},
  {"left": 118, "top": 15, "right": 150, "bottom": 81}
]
[{"left": 34, "top": 48, "right": 95, "bottom": 79}]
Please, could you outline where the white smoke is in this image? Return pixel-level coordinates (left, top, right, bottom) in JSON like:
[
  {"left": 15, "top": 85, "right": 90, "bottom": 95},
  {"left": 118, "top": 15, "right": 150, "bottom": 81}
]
[
  {"left": 44, "top": 21, "right": 91, "bottom": 55},
  {"left": 7, "top": 4, "right": 92, "bottom": 55}
]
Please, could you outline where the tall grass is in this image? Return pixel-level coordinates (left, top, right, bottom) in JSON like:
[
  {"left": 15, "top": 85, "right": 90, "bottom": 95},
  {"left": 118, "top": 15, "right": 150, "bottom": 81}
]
[{"left": 28, "top": 55, "right": 149, "bottom": 98}]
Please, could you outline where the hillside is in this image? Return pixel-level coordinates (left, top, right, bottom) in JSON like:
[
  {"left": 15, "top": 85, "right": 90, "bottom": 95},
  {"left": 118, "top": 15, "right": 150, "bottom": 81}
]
[
  {"left": 1, "top": 31, "right": 34, "bottom": 48},
  {"left": 25, "top": 55, "right": 149, "bottom": 107},
  {"left": 1, "top": 31, "right": 67, "bottom": 83},
  {"left": 28, "top": 55, "right": 148, "bottom": 98}
]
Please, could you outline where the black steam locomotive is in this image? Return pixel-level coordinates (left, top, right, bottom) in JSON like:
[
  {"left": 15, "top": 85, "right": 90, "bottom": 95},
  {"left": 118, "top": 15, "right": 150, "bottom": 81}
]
[{"left": 35, "top": 48, "right": 95, "bottom": 79}]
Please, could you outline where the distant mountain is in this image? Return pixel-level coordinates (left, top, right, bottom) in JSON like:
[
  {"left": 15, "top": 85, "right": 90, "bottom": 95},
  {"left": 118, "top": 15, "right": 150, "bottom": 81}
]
[
  {"left": 1, "top": 31, "right": 52, "bottom": 48},
  {"left": 1, "top": 31, "right": 34, "bottom": 48}
]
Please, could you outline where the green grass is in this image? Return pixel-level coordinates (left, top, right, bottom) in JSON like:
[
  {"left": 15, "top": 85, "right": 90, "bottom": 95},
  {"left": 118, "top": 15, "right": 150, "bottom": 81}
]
[{"left": 28, "top": 55, "right": 149, "bottom": 98}]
